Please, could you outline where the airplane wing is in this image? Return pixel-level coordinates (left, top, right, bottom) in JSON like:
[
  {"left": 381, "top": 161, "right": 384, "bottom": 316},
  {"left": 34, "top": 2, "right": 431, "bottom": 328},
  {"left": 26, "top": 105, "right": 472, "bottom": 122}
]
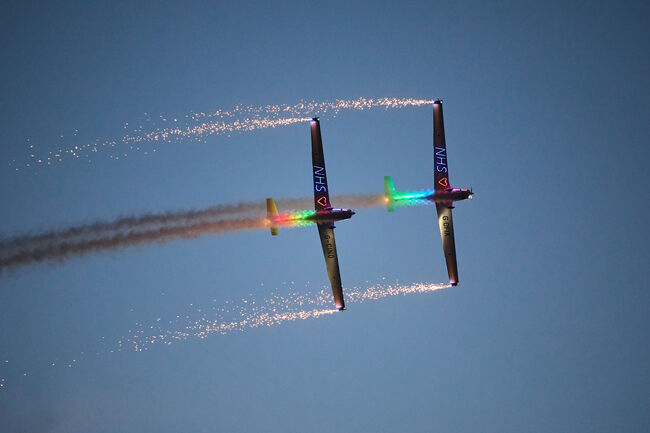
[
  {"left": 317, "top": 223, "right": 346, "bottom": 310},
  {"left": 433, "top": 100, "right": 450, "bottom": 191},
  {"left": 436, "top": 203, "right": 459, "bottom": 285},
  {"left": 310, "top": 118, "right": 332, "bottom": 211}
]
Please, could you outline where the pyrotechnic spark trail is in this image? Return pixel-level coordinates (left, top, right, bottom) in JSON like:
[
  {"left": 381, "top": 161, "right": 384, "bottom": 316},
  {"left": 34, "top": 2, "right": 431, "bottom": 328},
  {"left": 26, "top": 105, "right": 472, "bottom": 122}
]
[
  {"left": 0, "top": 280, "right": 450, "bottom": 391},
  {"left": 13, "top": 97, "right": 432, "bottom": 169},
  {"left": 119, "top": 280, "right": 451, "bottom": 352},
  {"left": 0, "top": 194, "right": 387, "bottom": 272}
]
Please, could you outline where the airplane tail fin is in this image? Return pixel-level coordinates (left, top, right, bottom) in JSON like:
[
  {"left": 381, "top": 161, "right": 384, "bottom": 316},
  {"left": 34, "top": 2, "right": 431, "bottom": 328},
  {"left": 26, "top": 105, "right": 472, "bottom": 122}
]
[
  {"left": 266, "top": 198, "right": 279, "bottom": 236},
  {"left": 384, "top": 176, "right": 396, "bottom": 212}
]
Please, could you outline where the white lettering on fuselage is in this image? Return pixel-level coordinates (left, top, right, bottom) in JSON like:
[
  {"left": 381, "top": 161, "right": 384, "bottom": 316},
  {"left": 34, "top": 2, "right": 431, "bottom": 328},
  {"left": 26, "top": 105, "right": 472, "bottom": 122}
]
[
  {"left": 435, "top": 147, "right": 447, "bottom": 173},
  {"left": 441, "top": 215, "right": 451, "bottom": 237},
  {"left": 323, "top": 233, "right": 336, "bottom": 258},
  {"left": 314, "top": 165, "right": 327, "bottom": 192}
]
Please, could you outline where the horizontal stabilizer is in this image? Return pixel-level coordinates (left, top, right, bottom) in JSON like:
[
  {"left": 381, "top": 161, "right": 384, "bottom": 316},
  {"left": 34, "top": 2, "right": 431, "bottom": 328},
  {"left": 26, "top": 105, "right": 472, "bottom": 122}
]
[{"left": 266, "top": 198, "right": 279, "bottom": 236}]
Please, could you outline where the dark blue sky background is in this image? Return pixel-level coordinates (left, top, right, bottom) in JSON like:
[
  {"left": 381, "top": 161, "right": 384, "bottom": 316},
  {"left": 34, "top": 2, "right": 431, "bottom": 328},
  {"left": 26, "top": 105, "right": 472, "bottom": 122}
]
[{"left": 1, "top": 1, "right": 648, "bottom": 432}]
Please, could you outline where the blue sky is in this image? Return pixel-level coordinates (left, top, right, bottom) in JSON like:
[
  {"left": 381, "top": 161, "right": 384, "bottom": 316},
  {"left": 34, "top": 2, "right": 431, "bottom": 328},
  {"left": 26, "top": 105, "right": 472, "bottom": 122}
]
[{"left": 1, "top": 1, "right": 648, "bottom": 432}]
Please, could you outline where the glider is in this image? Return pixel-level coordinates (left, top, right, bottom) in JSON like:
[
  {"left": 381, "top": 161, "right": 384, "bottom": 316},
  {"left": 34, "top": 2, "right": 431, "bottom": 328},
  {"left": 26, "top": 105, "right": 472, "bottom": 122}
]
[
  {"left": 267, "top": 118, "right": 354, "bottom": 310},
  {"left": 384, "top": 100, "right": 473, "bottom": 286}
]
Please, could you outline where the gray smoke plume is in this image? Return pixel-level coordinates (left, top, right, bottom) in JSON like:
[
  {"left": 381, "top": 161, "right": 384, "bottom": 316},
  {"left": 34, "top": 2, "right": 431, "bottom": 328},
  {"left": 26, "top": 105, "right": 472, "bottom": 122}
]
[{"left": 0, "top": 194, "right": 385, "bottom": 272}]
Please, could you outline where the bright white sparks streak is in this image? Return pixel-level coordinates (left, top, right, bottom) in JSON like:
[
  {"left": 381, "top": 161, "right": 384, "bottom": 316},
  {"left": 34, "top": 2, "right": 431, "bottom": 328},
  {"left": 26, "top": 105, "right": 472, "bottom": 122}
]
[
  {"left": 15, "top": 97, "right": 433, "bottom": 169},
  {"left": 0, "top": 281, "right": 449, "bottom": 390},
  {"left": 120, "top": 281, "right": 450, "bottom": 352}
]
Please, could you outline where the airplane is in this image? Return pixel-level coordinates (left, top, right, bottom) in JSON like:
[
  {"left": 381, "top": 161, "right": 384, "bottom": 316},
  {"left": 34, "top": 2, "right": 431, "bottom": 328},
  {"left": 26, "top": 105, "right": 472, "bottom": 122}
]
[
  {"left": 266, "top": 117, "right": 355, "bottom": 311},
  {"left": 384, "top": 99, "right": 473, "bottom": 286}
]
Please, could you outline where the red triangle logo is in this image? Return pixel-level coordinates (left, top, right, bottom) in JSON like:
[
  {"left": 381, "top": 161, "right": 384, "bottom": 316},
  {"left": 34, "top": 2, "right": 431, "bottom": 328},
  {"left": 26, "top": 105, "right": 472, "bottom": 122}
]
[
  {"left": 438, "top": 177, "right": 448, "bottom": 187},
  {"left": 317, "top": 196, "right": 328, "bottom": 207}
]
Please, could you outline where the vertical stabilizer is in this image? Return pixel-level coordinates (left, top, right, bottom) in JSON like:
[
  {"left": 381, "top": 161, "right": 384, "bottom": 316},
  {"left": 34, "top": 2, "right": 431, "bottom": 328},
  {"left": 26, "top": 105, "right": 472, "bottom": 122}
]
[
  {"left": 384, "top": 176, "right": 396, "bottom": 212},
  {"left": 266, "top": 198, "right": 279, "bottom": 236}
]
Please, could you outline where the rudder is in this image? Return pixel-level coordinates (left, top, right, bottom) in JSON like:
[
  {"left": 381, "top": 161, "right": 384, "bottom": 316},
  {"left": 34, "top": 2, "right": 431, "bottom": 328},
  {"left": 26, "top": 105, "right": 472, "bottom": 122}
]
[
  {"left": 266, "top": 198, "right": 279, "bottom": 236},
  {"left": 384, "top": 176, "right": 396, "bottom": 212}
]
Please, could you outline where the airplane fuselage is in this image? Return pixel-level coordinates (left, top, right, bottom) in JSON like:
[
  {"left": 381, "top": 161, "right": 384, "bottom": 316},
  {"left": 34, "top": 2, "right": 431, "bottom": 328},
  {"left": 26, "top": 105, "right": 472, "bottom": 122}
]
[
  {"left": 309, "top": 208, "right": 355, "bottom": 224},
  {"left": 428, "top": 188, "right": 473, "bottom": 203},
  {"left": 389, "top": 187, "right": 472, "bottom": 207},
  {"left": 267, "top": 206, "right": 355, "bottom": 229}
]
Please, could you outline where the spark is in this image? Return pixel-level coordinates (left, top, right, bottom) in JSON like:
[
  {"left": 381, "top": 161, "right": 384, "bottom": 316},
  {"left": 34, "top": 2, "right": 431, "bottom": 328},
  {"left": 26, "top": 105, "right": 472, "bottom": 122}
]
[
  {"left": 0, "top": 280, "right": 449, "bottom": 390},
  {"left": 16, "top": 97, "right": 433, "bottom": 168},
  {"left": 119, "top": 281, "right": 450, "bottom": 352}
]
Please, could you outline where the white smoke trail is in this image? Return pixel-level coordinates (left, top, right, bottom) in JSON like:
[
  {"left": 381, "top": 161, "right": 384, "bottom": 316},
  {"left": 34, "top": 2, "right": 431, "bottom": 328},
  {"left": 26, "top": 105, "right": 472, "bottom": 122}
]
[{"left": 14, "top": 97, "right": 432, "bottom": 169}]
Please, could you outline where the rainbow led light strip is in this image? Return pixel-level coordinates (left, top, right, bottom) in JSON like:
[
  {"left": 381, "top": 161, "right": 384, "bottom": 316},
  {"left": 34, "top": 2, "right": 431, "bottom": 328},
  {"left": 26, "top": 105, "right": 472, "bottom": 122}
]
[
  {"left": 269, "top": 210, "right": 317, "bottom": 228},
  {"left": 386, "top": 189, "right": 436, "bottom": 207}
]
